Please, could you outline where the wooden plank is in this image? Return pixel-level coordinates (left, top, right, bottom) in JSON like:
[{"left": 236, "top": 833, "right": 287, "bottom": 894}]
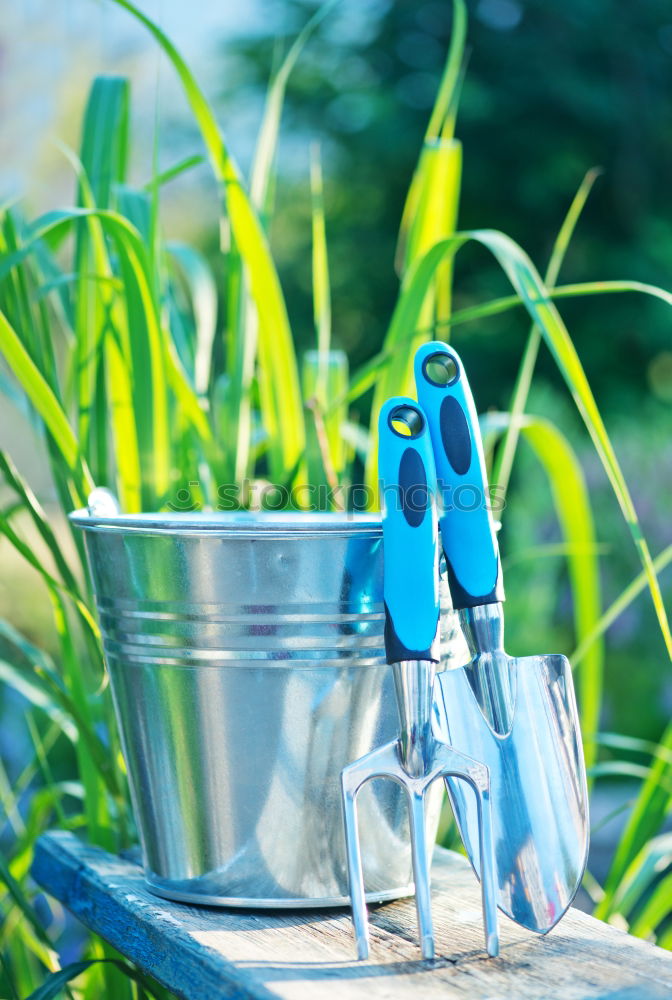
[{"left": 33, "top": 831, "right": 672, "bottom": 1000}]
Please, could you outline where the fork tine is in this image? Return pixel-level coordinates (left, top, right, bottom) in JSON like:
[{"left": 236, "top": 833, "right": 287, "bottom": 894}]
[
  {"left": 340, "top": 773, "right": 370, "bottom": 960},
  {"left": 407, "top": 787, "right": 435, "bottom": 960}
]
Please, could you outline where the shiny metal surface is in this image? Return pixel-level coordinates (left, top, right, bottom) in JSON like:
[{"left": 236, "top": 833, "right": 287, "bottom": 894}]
[
  {"left": 71, "top": 508, "right": 453, "bottom": 907},
  {"left": 341, "top": 659, "right": 499, "bottom": 961},
  {"left": 434, "top": 603, "right": 589, "bottom": 932}
]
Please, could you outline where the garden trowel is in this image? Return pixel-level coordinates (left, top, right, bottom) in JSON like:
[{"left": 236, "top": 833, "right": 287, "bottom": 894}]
[{"left": 415, "top": 342, "right": 589, "bottom": 933}]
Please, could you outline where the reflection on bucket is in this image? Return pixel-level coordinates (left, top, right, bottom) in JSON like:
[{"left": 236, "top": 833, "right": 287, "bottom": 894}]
[{"left": 71, "top": 507, "right": 457, "bottom": 907}]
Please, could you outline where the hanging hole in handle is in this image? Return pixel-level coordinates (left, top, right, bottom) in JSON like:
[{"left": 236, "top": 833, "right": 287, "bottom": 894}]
[
  {"left": 388, "top": 404, "right": 425, "bottom": 438},
  {"left": 422, "top": 352, "right": 459, "bottom": 387}
]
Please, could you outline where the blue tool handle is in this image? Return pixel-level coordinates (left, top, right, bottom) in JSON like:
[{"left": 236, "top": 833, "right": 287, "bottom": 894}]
[
  {"left": 414, "top": 342, "right": 504, "bottom": 609},
  {"left": 378, "top": 397, "right": 440, "bottom": 663}
]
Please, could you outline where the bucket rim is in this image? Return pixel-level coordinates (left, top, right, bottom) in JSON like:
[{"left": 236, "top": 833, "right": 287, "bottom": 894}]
[{"left": 69, "top": 509, "right": 383, "bottom": 538}]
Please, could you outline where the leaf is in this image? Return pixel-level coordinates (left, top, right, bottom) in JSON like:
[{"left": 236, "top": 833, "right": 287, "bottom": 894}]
[
  {"left": 310, "top": 144, "right": 332, "bottom": 385},
  {"left": 0, "top": 619, "right": 120, "bottom": 800},
  {"left": 424, "top": 0, "right": 467, "bottom": 141},
  {"left": 57, "top": 144, "right": 142, "bottom": 509},
  {"left": 596, "top": 719, "right": 672, "bottom": 920},
  {"left": 25, "top": 959, "right": 148, "bottom": 1000},
  {"left": 0, "top": 660, "right": 77, "bottom": 742},
  {"left": 0, "top": 452, "right": 89, "bottom": 606},
  {"left": 571, "top": 544, "right": 672, "bottom": 668},
  {"left": 249, "top": 0, "right": 337, "bottom": 215},
  {"left": 364, "top": 229, "right": 672, "bottom": 670},
  {"left": 492, "top": 167, "right": 603, "bottom": 503},
  {"left": 111, "top": 0, "right": 305, "bottom": 478},
  {"left": 0, "top": 499, "right": 98, "bottom": 638},
  {"left": 74, "top": 77, "right": 130, "bottom": 459},
  {"left": 167, "top": 242, "right": 218, "bottom": 395},
  {"left": 25, "top": 204, "right": 211, "bottom": 505},
  {"left": 0, "top": 307, "right": 90, "bottom": 493},
  {"left": 0, "top": 851, "right": 51, "bottom": 949},
  {"left": 302, "top": 349, "right": 349, "bottom": 481},
  {"left": 629, "top": 870, "right": 672, "bottom": 940},
  {"left": 225, "top": 1, "right": 333, "bottom": 485},
  {"left": 603, "top": 832, "right": 672, "bottom": 925},
  {"left": 142, "top": 152, "right": 205, "bottom": 192},
  {"left": 395, "top": 0, "right": 466, "bottom": 273},
  {"left": 482, "top": 412, "right": 603, "bottom": 765},
  {"left": 369, "top": 139, "right": 463, "bottom": 493},
  {"left": 518, "top": 417, "right": 602, "bottom": 766},
  {"left": 334, "top": 277, "right": 672, "bottom": 418}
]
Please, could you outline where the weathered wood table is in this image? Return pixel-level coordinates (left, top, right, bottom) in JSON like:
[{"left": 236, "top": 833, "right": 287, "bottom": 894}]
[{"left": 33, "top": 831, "right": 672, "bottom": 1000}]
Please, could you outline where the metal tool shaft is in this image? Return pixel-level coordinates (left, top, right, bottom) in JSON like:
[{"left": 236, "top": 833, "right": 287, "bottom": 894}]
[
  {"left": 392, "top": 660, "right": 436, "bottom": 778},
  {"left": 457, "top": 604, "right": 516, "bottom": 736}
]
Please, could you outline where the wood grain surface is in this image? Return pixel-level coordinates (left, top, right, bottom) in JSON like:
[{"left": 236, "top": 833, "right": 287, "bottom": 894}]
[{"left": 32, "top": 830, "right": 672, "bottom": 1000}]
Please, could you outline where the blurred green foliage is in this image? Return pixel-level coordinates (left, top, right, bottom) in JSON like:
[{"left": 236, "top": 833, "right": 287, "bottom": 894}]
[
  {"left": 221, "top": 0, "right": 672, "bottom": 411},
  {"left": 220, "top": 0, "right": 672, "bottom": 741}
]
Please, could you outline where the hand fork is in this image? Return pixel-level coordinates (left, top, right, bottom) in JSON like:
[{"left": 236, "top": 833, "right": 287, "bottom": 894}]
[{"left": 340, "top": 397, "right": 499, "bottom": 961}]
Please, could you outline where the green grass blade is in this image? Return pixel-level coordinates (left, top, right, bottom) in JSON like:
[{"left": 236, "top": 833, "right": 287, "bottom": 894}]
[
  {"left": 475, "top": 228, "right": 672, "bottom": 658},
  {"left": 365, "top": 228, "right": 672, "bottom": 665},
  {"left": 142, "top": 153, "right": 205, "bottom": 192},
  {"left": 77, "top": 77, "right": 129, "bottom": 209},
  {"left": 0, "top": 308, "right": 90, "bottom": 495},
  {"left": 74, "top": 77, "right": 129, "bottom": 459},
  {"left": 0, "top": 215, "right": 60, "bottom": 397},
  {"left": 325, "top": 278, "right": 672, "bottom": 425},
  {"left": 437, "top": 279, "right": 672, "bottom": 331},
  {"left": 25, "top": 959, "right": 155, "bottom": 1000},
  {"left": 249, "top": 0, "right": 337, "bottom": 215},
  {"left": 167, "top": 243, "right": 217, "bottom": 395},
  {"left": 0, "top": 660, "right": 77, "bottom": 743},
  {"left": 111, "top": 0, "right": 305, "bottom": 478},
  {"left": 600, "top": 832, "right": 672, "bottom": 926},
  {"left": 0, "top": 618, "right": 119, "bottom": 800},
  {"left": 596, "top": 720, "right": 672, "bottom": 920},
  {"left": 628, "top": 870, "right": 672, "bottom": 940},
  {"left": 0, "top": 855, "right": 51, "bottom": 951},
  {"left": 572, "top": 544, "right": 672, "bottom": 668},
  {"left": 227, "top": 1, "right": 333, "bottom": 484},
  {"left": 0, "top": 452, "right": 84, "bottom": 601},
  {"left": 0, "top": 509, "right": 99, "bottom": 646},
  {"left": 482, "top": 411, "right": 602, "bottom": 767},
  {"left": 26, "top": 204, "right": 214, "bottom": 505},
  {"left": 49, "top": 590, "right": 114, "bottom": 850},
  {"left": 303, "top": 350, "right": 349, "bottom": 480},
  {"left": 425, "top": 0, "right": 467, "bottom": 141},
  {"left": 310, "top": 144, "right": 332, "bottom": 397},
  {"left": 368, "top": 139, "right": 463, "bottom": 498},
  {"left": 54, "top": 148, "right": 142, "bottom": 510},
  {"left": 517, "top": 417, "right": 603, "bottom": 767},
  {"left": 396, "top": 0, "right": 466, "bottom": 273},
  {"left": 493, "top": 167, "right": 602, "bottom": 502}
]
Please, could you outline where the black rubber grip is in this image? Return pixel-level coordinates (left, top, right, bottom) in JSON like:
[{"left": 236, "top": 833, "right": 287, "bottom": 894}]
[
  {"left": 439, "top": 395, "right": 472, "bottom": 475},
  {"left": 398, "top": 447, "right": 429, "bottom": 528},
  {"left": 383, "top": 601, "right": 440, "bottom": 663}
]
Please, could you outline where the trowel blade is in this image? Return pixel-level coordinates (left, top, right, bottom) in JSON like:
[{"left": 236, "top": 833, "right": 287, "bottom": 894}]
[{"left": 434, "top": 652, "right": 589, "bottom": 933}]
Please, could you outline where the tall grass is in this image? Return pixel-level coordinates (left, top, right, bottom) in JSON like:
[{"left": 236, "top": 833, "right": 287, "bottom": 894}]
[{"left": 0, "top": 0, "right": 671, "bottom": 993}]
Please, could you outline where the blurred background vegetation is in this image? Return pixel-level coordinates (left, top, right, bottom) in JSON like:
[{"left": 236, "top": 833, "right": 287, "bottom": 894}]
[{"left": 216, "top": 0, "right": 672, "bottom": 744}]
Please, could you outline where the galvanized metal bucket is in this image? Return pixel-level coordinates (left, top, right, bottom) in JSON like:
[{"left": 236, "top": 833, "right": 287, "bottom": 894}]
[{"left": 70, "top": 509, "right": 456, "bottom": 908}]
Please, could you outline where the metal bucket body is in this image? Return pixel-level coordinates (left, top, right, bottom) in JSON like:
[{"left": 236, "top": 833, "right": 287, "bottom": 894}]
[{"left": 71, "top": 511, "right": 456, "bottom": 907}]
